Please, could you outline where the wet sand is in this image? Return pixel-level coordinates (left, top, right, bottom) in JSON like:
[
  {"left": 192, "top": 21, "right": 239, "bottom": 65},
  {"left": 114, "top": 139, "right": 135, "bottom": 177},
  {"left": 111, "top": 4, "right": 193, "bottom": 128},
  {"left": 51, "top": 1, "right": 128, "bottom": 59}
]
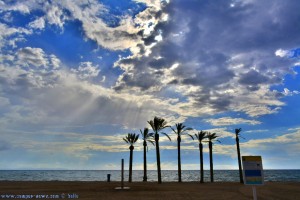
[{"left": 0, "top": 181, "right": 299, "bottom": 200}]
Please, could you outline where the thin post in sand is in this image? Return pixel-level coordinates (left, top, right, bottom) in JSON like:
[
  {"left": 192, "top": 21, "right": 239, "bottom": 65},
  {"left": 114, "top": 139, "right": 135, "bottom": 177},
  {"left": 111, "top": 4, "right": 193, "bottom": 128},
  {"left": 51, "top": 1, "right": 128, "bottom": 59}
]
[
  {"left": 252, "top": 186, "right": 257, "bottom": 200},
  {"left": 115, "top": 159, "right": 130, "bottom": 190},
  {"left": 121, "top": 158, "right": 124, "bottom": 188}
]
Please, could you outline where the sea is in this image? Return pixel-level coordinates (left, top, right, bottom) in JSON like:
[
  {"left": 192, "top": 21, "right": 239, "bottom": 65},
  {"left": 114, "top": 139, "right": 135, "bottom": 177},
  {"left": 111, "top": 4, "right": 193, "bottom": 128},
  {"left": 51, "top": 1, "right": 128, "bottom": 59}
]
[{"left": 0, "top": 170, "right": 299, "bottom": 182}]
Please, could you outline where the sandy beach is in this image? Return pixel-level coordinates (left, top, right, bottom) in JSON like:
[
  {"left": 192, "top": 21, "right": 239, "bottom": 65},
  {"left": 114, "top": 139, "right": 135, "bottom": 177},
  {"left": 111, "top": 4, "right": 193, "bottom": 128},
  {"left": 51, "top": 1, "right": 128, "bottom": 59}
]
[{"left": 0, "top": 181, "right": 299, "bottom": 200}]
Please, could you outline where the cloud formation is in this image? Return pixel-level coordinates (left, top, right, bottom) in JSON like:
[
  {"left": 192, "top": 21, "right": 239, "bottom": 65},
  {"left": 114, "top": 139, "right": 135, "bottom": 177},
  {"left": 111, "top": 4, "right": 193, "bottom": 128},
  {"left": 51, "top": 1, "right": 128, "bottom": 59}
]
[
  {"left": 205, "top": 117, "right": 261, "bottom": 126},
  {"left": 114, "top": 0, "right": 300, "bottom": 118}
]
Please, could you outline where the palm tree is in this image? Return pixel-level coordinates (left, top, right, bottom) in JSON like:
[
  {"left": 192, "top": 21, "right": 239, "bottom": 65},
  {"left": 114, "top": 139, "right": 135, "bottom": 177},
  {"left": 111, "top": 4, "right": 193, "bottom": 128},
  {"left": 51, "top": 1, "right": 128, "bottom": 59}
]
[
  {"left": 147, "top": 116, "right": 171, "bottom": 183},
  {"left": 206, "top": 132, "right": 220, "bottom": 183},
  {"left": 140, "top": 128, "right": 155, "bottom": 182},
  {"left": 123, "top": 133, "right": 139, "bottom": 183},
  {"left": 194, "top": 131, "right": 207, "bottom": 183},
  {"left": 171, "top": 123, "right": 193, "bottom": 182},
  {"left": 235, "top": 128, "right": 244, "bottom": 184}
]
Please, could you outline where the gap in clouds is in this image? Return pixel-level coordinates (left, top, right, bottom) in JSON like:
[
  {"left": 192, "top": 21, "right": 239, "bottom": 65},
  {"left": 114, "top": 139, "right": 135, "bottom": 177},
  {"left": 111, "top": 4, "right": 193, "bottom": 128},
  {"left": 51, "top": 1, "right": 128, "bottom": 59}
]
[{"left": 99, "top": 0, "right": 147, "bottom": 28}]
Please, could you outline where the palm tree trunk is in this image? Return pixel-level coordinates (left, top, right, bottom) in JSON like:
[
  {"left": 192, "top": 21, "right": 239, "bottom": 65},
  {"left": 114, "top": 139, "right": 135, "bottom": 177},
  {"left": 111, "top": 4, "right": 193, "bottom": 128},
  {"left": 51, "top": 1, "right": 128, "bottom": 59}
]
[
  {"left": 177, "top": 136, "right": 181, "bottom": 182},
  {"left": 209, "top": 141, "right": 213, "bottom": 182},
  {"left": 129, "top": 145, "right": 134, "bottom": 182},
  {"left": 155, "top": 133, "right": 162, "bottom": 183},
  {"left": 236, "top": 137, "right": 244, "bottom": 183},
  {"left": 199, "top": 143, "right": 204, "bottom": 183},
  {"left": 143, "top": 141, "right": 147, "bottom": 182}
]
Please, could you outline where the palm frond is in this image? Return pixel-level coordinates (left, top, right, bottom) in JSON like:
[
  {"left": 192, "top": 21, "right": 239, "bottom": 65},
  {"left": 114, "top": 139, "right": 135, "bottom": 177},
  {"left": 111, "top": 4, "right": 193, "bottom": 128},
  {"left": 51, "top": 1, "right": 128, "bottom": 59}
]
[
  {"left": 187, "top": 134, "right": 194, "bottom": 140},
  {"left": 161, "top": 132, "right": 172, "bottom": 141},
  {"left": 235, "top": 128, "right": 242, "bottom": 136},
  {"left": 134, "top": 134, "right": 139, "bottom": 143},
  {"left": 147, "top": 120, "right": 155, "bottom": 132},
  {"left": 123, "top": 138, "right": 128, "bottom": 143},
  {"left": 207, "top": 132, "right": 220, "bottom": 143},
  {"left": 172, "top": 123, "right": 193, "bottom": 137},
  {"left": 148, "top": 133, "right": 154, "bottom": 137},
  {"left": 194, "top": 130, "right": 207, "bottom": 143},
  {"left": 170, "top": 126, "right": 177, "bottom": 135},
  {"left": 148, "top": 140, "right": 155, "bottom": 146},
  {"left": 123, "top": 133, "right": 139, "bottom": 145},
  {"left": 148, "top": 116, "right": 170, "bottom": 136}
]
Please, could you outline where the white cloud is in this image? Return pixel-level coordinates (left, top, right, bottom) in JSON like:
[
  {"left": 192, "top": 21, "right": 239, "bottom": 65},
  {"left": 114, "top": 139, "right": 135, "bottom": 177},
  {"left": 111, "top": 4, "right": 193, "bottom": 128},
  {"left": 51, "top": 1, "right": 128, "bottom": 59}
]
[
  {"left": 287, "top": 127, "right": 300, "bottom": 131},
  {"left": 0, "top": 23, "right": 32, "bottom": 48},
  {"left": 29, "top": 17, "right": 45, "bottom": 30},
  {"left": 50, "top": 54, "right": 61, "bottom": 69},
  {"left": 71, "top": 62, "right": 100, "bottom": 79},
  {"left": 244, "top": 129, "right": 268, "bottom": 133},
  {"left": 12, "top": 47, "right": 61, "bottom": 71},
  {"left": 204, "top": 128, "right": 234, "bottom": 139},
  {"left": 2, "top": 0, "right": 166, "bottom": 53},
  {"left": 17, "top": 47, "right": 49, "bottom": 67},
  {"left": 205, "top": 117, "right": 261, "bottom": 126},
  {"left": 282, "top": 88, "right": 300, "bottom": 96},
  {"left": 275, "top": 49, "right": 291, "bottom": 58},
  {"left": 0, "top": 2, "right": 30, "bottom": 14},
  {"left": 45, "top": 4, "right": 65, "bottom": 28},
  {"left": 58, "top": 1, "right": 139, "bottom": 50}
]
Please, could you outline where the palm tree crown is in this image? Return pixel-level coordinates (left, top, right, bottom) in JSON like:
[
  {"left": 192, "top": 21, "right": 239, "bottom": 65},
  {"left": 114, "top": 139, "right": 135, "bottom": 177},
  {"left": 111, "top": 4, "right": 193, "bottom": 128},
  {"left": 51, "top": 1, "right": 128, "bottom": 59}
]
[
  {"left": 235, "top": 128, "right": 242, "bottom": 137},
  {"left": 207, "top": 132, "right": 220, "bottom": 143},
  {"left": 147, "top": 116, "right": 171, "bottom": 140},
  {"left": 194, "top": 130, "right": 207, "bottom": 143},
  {"left": 140, "top": 128, "right": 155, "bottom": 147},
  {"left": 171, "top": 123, "right": 193, "bottom": 140},
  {"left": 123, "top": 133, "right": 139, "bottom": 146}
]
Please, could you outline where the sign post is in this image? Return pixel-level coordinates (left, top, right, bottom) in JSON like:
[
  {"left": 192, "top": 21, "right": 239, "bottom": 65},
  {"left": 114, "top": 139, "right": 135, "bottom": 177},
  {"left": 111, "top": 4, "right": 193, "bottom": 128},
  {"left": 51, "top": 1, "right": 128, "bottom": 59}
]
[
  {"left": 242, "top": 156, "right": 264, "bottom": 200},
  {"left": 115, "top": 159, "right": 130, "bottom": 190}
]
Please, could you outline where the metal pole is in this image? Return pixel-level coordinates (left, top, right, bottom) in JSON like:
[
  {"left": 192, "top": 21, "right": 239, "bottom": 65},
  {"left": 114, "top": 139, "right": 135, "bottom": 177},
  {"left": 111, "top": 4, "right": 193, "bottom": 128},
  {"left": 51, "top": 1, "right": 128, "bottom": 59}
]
[
  {"left": 121, "top": 159, "right": 124, "bottom": 189},
  {"left": 252, "top": 186, "right": 257, "bottom": 200}
]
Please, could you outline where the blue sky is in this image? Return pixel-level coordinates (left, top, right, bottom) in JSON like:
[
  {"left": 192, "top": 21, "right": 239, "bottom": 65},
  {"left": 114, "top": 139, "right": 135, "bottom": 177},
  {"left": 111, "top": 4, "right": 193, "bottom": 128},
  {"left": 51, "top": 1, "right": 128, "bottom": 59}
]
[{"left": 0, "top": 0, "right": 300, "bottom": 170}]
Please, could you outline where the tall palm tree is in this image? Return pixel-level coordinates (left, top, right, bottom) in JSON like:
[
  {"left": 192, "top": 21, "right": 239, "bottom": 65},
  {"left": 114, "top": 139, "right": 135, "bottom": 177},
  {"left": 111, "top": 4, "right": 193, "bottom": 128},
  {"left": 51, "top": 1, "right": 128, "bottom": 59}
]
[
  {"left": 206, "top": 132, "right": 220, "bottom": 183},
  {"left": 147, "top": 116, "right": 171, "bottom": 184},
  {"left": 171, "top": 123, "right": 193, "bottom": 182},
  {"left": 140, "top": 128, "right": 155, "bottom": 182},
  {"left": 235, "top": 128, "right": 244, "bottom": 184},
  {"left": 123, "top": 133, "right": 139, "bottom": 183},
  {"left": 194, "top": 131, "right": 207, "bottom": 183}
]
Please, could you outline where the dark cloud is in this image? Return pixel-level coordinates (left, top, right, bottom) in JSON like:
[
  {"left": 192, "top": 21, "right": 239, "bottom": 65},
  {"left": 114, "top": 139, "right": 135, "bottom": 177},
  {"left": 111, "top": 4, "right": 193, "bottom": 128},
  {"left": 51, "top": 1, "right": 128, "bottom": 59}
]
[
  {"left": 115, "top": 71, "right": 158, "bottom": 91},
  {"left": 143, "top": 35, "right": 157, "bottom": 46},
  {"left": 149, "top": 58, "right": 167, "bottom": 69},
  {"left": 239, "top": 70, "right": 269, "bottom": 85},
  {"left": 115, "top": 0, "right": 300, "bottom": 115}
]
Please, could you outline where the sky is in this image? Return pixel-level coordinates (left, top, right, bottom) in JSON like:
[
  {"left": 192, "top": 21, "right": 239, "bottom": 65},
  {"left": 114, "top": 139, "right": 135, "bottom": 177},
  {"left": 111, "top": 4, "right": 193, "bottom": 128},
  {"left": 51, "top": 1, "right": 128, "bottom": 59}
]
[{"left": 0, "top": 0, "right": 300, "bottom": 170}]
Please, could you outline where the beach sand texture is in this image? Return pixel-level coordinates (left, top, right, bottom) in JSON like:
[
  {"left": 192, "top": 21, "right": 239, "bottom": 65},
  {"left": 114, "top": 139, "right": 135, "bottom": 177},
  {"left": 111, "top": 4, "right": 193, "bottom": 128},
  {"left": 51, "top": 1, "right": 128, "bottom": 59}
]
[{"left": 0, "top": 181, "right": 299, "bottom": 200}]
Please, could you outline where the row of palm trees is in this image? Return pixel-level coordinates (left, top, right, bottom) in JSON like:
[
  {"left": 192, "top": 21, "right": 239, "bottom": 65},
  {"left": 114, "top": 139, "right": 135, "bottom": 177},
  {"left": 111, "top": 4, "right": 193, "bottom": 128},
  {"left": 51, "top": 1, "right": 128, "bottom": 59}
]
[{"left": 123, "top": 116, "right": 244, "bottom": 184}]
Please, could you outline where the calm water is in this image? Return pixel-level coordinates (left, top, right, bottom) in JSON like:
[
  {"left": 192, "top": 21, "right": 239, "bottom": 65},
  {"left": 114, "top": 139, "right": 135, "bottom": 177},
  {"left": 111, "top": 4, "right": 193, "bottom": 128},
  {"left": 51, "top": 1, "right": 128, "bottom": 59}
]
[{"left": 0, "top": 170, "right": 299, "bottom": 182}]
